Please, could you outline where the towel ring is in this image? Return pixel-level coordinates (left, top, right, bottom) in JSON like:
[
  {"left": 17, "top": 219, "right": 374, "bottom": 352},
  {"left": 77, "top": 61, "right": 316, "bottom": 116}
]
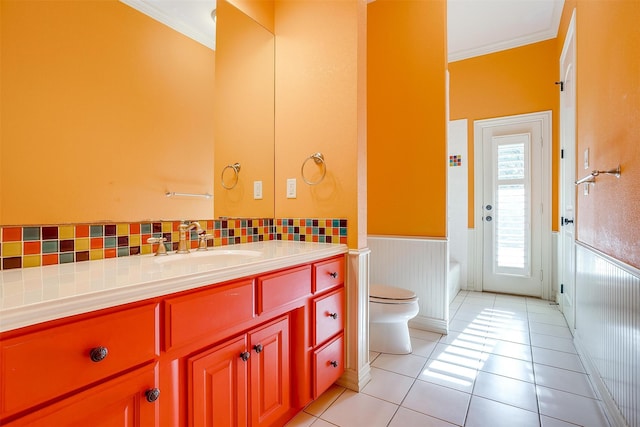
[
  {"left": 221, "top": 163, "right": 241, "bottom": 190},
  {"left": 301, "top": 152, "right": 326, "bottom": 185}
]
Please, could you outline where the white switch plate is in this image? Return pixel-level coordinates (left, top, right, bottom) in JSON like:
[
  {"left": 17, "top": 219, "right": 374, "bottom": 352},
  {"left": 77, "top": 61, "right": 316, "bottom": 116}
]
[
  {"left": 584, "top": 148, "right": 589, "bottom": 170},
  {"left": 253, "top": 181, "right": 263, "bottom": 200},
  {"left": 286, "top": 178, "right": 296, "bottom": 198}
]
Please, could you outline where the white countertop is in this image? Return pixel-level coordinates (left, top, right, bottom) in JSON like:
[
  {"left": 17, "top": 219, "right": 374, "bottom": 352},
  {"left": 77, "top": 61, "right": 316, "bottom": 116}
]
[{"left": 0, "top": 241, "right": 348, "bottom": 333}]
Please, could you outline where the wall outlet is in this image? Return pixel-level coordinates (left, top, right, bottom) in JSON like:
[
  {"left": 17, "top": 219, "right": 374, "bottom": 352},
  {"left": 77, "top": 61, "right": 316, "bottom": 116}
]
[
  {"left": 253, "top": 181, "right": 263, "bottom": 200},
  {"left": 286, "top": 178, "right": 297, "bottom": 199}
]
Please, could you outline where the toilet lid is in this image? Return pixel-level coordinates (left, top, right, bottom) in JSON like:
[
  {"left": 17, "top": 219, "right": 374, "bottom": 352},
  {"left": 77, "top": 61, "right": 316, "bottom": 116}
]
[{"left": 370, "top": 284, "right": 417, "bottom": 301}]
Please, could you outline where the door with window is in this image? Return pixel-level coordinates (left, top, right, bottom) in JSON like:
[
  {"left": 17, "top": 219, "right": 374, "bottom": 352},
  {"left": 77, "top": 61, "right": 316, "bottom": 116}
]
[{"left": 475, "top": 113, "right": 551, "bottom": 298}]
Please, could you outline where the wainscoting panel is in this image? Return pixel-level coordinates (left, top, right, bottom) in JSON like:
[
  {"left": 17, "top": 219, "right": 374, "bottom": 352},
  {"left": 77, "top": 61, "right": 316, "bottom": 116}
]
[
  {"left": 368, "top": 236, "right": 448, "bottom": 333},
  {"left": 575, "top": 242, "right": 640, "bottom": 427}
]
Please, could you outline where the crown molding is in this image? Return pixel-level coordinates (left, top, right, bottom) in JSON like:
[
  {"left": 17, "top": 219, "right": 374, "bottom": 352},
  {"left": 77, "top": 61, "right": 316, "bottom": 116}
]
[{"left": 120, "top": 0, "right": 215, "bottom": 50}]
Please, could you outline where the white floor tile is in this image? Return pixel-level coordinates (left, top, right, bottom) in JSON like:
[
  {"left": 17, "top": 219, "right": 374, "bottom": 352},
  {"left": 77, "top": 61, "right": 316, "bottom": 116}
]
[
  {"left": 530, "top": 333, "right": 577, "bottom": 354},
  {"left": 479, "top": 352, "right": 535, "bottom": 383},
  {"left": 489, "top": 327, "right": 531, "bottom": 345},
  {"left": 537, "top": 385, "right": 610, "bottom": 427},
  {"left": 371, "top": 352, "right": 427, "bottom": 378},
  {"left": 388, "top": 407, "right": 457, "bottom": 427},
  {"left": 526, "top": 304, "right": 561, "bottom": 314},
  {"left": 418, "top": 358, "right": 478, "bottom": 393},
  {"left": 402, "top": 381, "right": 471, "bottom": 426},
  {"left": 534, "top": 364, "right": 596, "bottom": 398},
  {"left": 466, "top": 291, "right": 497, "bottom": 301},
  {"left": 409, "top": 328, "right": 442, "bottom": 342},
  {"left": 440, "top": 330, "right": 487, "bottom": 352},
  {"left": 362, "top": 367, "right": 415, "bottom": 404},
  {"left": 430, "top": 343, "right": 484, "bottom": 370},
  {"left": 410, "top": 336, "right": 439, "bottom": 358},
  {"left": 319, "top": 390, "right": 398, "bottom": 427},
  {"left": 540, "top": 415, "right": 582, "bottom": 426},
  {"left": 472, "top": 371, "right": 538, "bottom": 412},
  {"left": 529, "top": 321, "right": 573, "bottom": 339},
  {"left": 310, "top": 419, "right": 339, "bottom": 427},
  {"left": 453, "top": 309, "right": 493, "bottom": 323},
  {"left": 487, "top": 315, "right": 529, "bottom": 332},
  {"left": 528, "top": 311, "right": 569, "bottom": 326},
  {"left": 285, "top": 411, "right": 317, "bottom": 426},
  {"left": 532, "top": 347, "right": 585, "bottom": 373},
  {"left": 483, "top": 338, "right": 532, "bottom": 362},
  {"left": 489, "top": 306, "right": 529, "bottom": 319},
  {"left": 449, "top": 318, "right": 490, "bottom": 334},
  {"left": 465, "top": 396, "right": 539, "bottom": 427},
  {"left": 526, "top": 297, "right": 555, "bottom": 307},
  {"left": 304, "top": 385, "right": 345, "bottom": 416},
  {"left": 493, "top": 301, "right": 528, "bottom": 312}
]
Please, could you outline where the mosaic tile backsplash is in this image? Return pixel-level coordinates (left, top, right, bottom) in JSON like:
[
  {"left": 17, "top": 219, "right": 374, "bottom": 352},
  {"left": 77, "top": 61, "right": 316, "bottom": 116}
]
[{"left": 0, "top": 218, "right": 347, "bottom": 270}]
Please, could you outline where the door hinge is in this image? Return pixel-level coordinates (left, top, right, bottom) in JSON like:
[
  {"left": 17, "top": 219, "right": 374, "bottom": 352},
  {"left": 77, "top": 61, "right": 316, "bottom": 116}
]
[
  {"left": 561, "top": 148, "right": 564, "bottom": 159},
  {"left": 540, "top": 270, "right": 544, "bottom": 281},
  {"left": 560, "top": 283, "right": 564, "bottom": 294},
  {"left": 555, "top": 81, "right": 564, "bottom": 91}
]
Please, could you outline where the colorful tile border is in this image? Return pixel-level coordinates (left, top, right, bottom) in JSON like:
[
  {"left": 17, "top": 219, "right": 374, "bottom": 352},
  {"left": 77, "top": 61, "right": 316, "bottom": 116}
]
[
  {"left": 0, "top": 218, "right": 346, "bottom": 270},
  {"left": 275, "top": 218, "right": 347, "bottom": 244},
  {"left": 449, "top": 155, "right": 462, "bottom": 167}
]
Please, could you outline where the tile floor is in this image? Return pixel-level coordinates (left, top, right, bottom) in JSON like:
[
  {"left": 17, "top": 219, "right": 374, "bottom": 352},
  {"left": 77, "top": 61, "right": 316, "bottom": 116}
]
[{"left": 286, "top": 290, "right": 612, "bottom": 427}]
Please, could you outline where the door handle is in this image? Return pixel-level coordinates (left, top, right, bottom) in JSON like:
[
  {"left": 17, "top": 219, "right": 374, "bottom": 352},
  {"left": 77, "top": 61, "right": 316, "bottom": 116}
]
[{"left": 563, "top": 217, "right": 574, "bottom": 226}]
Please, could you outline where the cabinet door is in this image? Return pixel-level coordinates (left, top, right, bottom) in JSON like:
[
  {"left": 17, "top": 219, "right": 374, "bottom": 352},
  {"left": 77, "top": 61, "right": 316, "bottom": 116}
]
[
  {"left": 188, "top": 335, "right": 249, "bottom": 427},
  {"left": 3, "top": 364, "right": 159, "bottom": 427},
  {"left": 249, "top": 317, "right": 290, "bottom": 427}
]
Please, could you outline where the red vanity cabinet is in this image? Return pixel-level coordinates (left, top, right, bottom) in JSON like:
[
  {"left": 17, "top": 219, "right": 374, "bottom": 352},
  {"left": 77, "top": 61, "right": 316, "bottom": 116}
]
[
  {"left": 0, "top": 253, "right": 346, "bottom": 426},
  {"left": 187, "top": 316, "right": 290, "bottom": 427},
  {"left": 0, "top": 303, "right": 159, "bottom": 425},
  {"left": 310, "top": 257, "right": 346, "bottom": 399}
]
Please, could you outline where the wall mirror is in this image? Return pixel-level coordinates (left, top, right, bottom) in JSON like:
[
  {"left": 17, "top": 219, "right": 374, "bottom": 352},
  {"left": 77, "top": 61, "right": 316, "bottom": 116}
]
[{"left": 121, "top": 0, "right": 276, "bottom": 220}]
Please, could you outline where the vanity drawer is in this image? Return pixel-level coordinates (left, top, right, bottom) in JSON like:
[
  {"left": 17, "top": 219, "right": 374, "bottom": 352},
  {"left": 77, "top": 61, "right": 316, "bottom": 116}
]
[
  {"left": 165, "top": 279, "right": 254, "bottom": 351},
  {"left": 313, "top": 257, "right": 344, "bottom": 293},
  {"left": 312, "top": 333, "right": 344, "bottom": 399},
  {"left": 312, "top": 288, "right": 344, "bottom": 346},
  {"left": 257, "top": 265, "right": 311, "bottom": 315},
  {"left": 0, "top": 303, "right": 157, "bottom": 417}
]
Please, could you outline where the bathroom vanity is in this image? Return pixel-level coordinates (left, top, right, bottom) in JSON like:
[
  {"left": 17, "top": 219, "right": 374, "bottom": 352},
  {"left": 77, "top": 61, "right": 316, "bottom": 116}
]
[{"left": 0, "top": 241, "right": 347, "bottom": 426}]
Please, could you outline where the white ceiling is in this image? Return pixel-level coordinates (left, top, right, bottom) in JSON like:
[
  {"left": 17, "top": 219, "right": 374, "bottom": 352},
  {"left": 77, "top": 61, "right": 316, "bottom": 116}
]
[
  {"left": 120, "top": 0, "right": 218, "bottom": 50},
  {"left": 120, "top": 0, "right": 565, "bottom": 62},
  {"left": 448, "top": 0, "right": 565, "bottom": 62}
]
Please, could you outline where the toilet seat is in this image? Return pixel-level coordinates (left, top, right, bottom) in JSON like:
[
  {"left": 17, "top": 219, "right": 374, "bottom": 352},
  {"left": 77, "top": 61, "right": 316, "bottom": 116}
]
[{"left": 370, "top": 284, "right": 418, "bottom": 304}]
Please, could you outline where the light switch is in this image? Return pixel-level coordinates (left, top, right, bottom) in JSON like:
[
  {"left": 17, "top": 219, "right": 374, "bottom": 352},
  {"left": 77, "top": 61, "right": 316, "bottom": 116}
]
[
  {"left": 584, "top": 148, "right": 589, "bottom": 170},
  {"left": 253, "top": 181, "right": 263, "bottom": 200},
  {"left": 286, "top": 178, "right": 297, "bottom": 199}
]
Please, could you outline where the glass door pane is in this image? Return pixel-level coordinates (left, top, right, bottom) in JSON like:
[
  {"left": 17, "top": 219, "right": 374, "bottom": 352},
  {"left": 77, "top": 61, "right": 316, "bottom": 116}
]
[{"left": 493, "top": 134, "right": 531, "bottom": 277}]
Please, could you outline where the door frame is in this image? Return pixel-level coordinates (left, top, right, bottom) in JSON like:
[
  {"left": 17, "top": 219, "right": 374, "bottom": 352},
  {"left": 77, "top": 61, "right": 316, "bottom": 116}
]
[
  {"left": 473, "top": 111, "right": 552, "bottom": 299},
  {"left": 559, "top": 9, "right": 577, "bottom": 329}
]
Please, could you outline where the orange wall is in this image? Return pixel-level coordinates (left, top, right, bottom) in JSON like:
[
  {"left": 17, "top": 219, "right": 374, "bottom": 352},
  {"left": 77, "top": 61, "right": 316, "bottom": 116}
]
[
  {"left": 367, "top": 0, "right": 448, "bottom": 238},
  {"left": 448, "top": 40, "right": 559, "bottom": 230},
  {"left": 1, "top": 0, "right": 215, "bottom": 225},
  {"left": 274, "top": 0, "right": 367, "bottom": 249},
  {"left": 214, "top": 0, "right": 275, "bottom": 219},
  {"left": 560, "top": 1, "right": 640, "bottom": 268},
  {"left": 229, "top": 0, "right": 275, "bottom": 33}
]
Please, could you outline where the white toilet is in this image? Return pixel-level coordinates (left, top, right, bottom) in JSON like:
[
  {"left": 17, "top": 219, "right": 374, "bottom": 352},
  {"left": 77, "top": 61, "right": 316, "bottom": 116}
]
[{"left": 369, "top": 284, "right": 420, "bottom": 354}]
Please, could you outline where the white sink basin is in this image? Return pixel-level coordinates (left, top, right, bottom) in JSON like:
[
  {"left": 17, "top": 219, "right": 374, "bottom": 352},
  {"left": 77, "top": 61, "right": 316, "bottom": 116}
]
[{"left": 153, "top": 249, "right": 263, "bottom": 266}]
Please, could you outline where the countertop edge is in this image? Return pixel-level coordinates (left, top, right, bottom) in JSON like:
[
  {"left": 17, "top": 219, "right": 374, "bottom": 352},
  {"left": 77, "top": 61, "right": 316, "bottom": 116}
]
[{"left": 0, "top": 243, "right": 348, "bottom": 333}]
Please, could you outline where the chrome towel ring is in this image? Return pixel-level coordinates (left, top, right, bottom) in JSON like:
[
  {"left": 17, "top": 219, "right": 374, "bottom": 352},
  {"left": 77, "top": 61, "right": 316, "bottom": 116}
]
[
  {"left": 221, "top": 162, "right": 241, "bottom": 190},
  {"left": 301, "top": 152, "right": 326, "bottom": 185}
]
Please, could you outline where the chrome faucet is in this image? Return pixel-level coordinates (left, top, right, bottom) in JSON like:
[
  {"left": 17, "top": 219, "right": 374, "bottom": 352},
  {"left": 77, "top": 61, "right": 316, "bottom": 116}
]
[{"left": 177, "top": 221, "right": 203, "bottom": 253}]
